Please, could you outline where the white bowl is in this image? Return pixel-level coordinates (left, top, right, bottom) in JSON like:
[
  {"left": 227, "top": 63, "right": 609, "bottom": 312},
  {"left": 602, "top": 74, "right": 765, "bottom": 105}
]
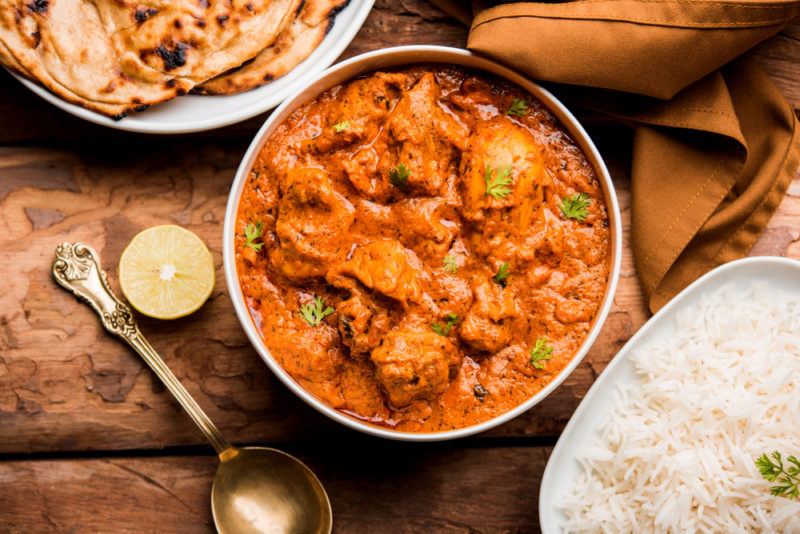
[
  {"left": 539, "top": 256, "right": 800, "bottom": 532},
  {"left": 223, "top": 45, "right": 623, "bottom": 441},
  {"left": 6, "top": 0, "right": 374, "bottom": 134}
]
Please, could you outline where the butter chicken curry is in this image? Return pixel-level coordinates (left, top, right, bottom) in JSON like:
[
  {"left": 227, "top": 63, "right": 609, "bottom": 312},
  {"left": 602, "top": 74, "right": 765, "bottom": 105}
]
[{"left": 235, "top": 66, "right": 610, "bottom": 432}]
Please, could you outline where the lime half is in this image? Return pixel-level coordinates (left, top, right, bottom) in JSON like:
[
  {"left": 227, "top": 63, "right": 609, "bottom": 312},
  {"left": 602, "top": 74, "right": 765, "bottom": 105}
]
[{"left": 119, "top": 225, "right": 215, "bottom": 320}]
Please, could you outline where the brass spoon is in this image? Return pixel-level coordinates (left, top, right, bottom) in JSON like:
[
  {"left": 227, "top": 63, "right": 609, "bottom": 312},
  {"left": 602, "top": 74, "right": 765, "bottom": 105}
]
[{"left": 52, "top": 242, "right": 332, "bottom": 534}]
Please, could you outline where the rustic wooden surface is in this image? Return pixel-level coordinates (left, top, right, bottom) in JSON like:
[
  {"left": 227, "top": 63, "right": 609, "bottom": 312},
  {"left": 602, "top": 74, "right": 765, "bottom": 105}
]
[{"left": 0, "top": 2, "right": 798, "bottom": 532}]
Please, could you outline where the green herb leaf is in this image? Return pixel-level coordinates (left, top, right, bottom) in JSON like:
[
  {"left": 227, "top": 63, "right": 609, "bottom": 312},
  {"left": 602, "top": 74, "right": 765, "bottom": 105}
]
[
  {"left": 300, "top": 296, "right": 334, "bottom": 327},
  {"left": 431, "top": 312, "right": 459, "bottom": 337},
  {"left": 529, "top": 337, "right": 554, "bottom": 369},
  {"left": 756, "top": 452, "right": 800, "bottom": 500},
  {"left": 506, "top": 98, "right": 528, "bottom": 117},
  {"left": 244, "top": 221, "right": 263, "bottom": 251},
  {"left": 333, "top": 120, "right": 351, "bottom": 133},
  {"left": 443, "top": 254, "right": 458, "bottom": 274},
  {"left": 389, "top": 162, "right": 411, "bottom": 189},
  {"left": 559, "top": 192, "right": 591, "bottom": 222},
  {"left": 484, "top": 164, "right": 513, "bottom": 200},
  {"left": 493, "top": 262, "right": 510, "bottom": 287}
]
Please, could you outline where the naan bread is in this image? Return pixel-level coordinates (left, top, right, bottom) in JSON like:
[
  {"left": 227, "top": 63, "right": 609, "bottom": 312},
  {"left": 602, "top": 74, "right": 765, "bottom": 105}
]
[
  {"left": 0, "top": 0, "right": 299, "bottom": 118},
  {"left": 95, "top": 0, "right": 302, "bottom": 84},
  {"left": 197, "top": 0, "right": 349, "bottom": 96},
  {"left": 0, "top": 0, "right": 170, "bottom": 117}
]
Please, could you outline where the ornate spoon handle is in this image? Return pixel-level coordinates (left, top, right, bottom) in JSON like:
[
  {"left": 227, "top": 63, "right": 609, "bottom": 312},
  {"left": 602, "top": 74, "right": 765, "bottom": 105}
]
[{"left": 52, "top": 242, "right": 233, "bottom": 455}]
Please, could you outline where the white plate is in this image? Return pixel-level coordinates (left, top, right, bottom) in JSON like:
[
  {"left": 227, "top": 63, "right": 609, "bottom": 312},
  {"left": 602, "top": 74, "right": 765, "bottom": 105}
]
[
  {"left": 539, "top": 255, "right": 800, "bottom": 533},
  {"left": 6, "top": 0, "right": 374, "bottom": 134}
]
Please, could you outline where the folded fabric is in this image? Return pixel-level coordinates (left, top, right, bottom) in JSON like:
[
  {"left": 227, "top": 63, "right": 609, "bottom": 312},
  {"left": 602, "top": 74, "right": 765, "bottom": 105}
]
[{"left": 432, "top": 0, "right": 800, "bottom": 311}]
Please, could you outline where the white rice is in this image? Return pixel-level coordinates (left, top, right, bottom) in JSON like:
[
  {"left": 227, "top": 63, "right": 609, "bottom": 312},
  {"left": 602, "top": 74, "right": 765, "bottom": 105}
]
[{"left": 560, "top": 283, "right": 800, "bottom": 533}]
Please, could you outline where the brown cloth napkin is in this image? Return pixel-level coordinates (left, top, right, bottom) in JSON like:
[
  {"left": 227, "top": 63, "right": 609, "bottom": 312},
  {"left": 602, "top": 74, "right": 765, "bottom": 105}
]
[{"left": 431, "top": 0, "right": 800, "bottom": 312}]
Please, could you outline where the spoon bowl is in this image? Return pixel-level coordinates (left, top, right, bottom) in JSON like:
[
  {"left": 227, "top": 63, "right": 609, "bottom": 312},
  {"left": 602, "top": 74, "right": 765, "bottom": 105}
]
[{"left": 212, "top": 447, "right": 332, "bottom": 534}]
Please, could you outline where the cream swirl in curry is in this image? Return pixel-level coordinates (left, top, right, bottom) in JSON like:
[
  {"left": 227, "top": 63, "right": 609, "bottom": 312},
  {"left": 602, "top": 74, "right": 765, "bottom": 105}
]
[{"left": 235, "top": 66, "right": 610, "bottom": 432}]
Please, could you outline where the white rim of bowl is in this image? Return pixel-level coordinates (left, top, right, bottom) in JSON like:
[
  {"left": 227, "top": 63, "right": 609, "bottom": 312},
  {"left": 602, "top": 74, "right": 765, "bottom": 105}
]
[
  {"left": 5, "top": 0, "right": 375, "bottom": 134},
  {"left": 223, "top": 45, "right": 623, "bottom": 442}
]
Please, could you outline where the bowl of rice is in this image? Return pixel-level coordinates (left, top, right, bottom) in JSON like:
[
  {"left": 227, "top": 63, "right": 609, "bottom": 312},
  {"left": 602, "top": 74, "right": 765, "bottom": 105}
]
[{"left": 540, "top": 256, "right": 800, "bottom": 533}]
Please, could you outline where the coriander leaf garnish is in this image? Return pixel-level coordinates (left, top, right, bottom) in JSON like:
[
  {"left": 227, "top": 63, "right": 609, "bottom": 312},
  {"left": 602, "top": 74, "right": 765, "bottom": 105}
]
[
  {"left": 506, "top": 97, "right": 528, "bottom": 117},
  {"left": 756, "top": 451, "right": 800, "bottom": 500},
  {"left": 443, "top": 254, "right": 458, "bottom": 274},
  {"left": 529, "top": 337, "right": 554, "bottom": 369},
  {"left": 431, "top": 312, "right": 459, "bottom": 337},
  {"left": 243, "top": 221, "right": 263, "bottom": 251},
  {"left": 299, "top": 296, "right": 334, "bottom": 327},
  {"left": 484, "top": 164, "right": 513, "bottom": 200},
  {"left": 389, "top": 162, "right": 410, "bottom": 189},
  {"left": 333, "top": 120, "right": 351, "bottom": 132},
  {"left": 559, "top": 192, "right": 591, "bottom": 222},
  {"left": 493, "top": 262, "right": 510, "bottom": 287}
]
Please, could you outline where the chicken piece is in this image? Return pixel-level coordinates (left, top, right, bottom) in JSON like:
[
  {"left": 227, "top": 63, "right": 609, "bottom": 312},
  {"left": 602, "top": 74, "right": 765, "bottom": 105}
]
[
  {"left": 271, "top": 167, "right": 355, "bottom": 279},
  {"left": 370, "top": 328, "right": 461, "bottom": 406},
  {"left": 459, "top": 275, "right": 518, "bottom": 353},
  {"left": 341, "top": 145, "right": 391, "bottom": 201},
  {"left": 431, "top": 273, "right": 474, "bottom": 319},
  {"left": 327, "top": 239, "right": 428, "bottom": 308},
  {"left": 336, "top": 289, "right": 391, "bottom": 356},
  {"left": 460, "top": 117, "right": 548, "bottom": 224},
  {"left": 448, "top": 75, "right": 499, "bottom": 119},
  {"left": 393, "top": 198, "right": 458, "bottom": 261},
  {"left": 385, "top": 72, "right": 469, "bottom": 196},
  {"left": 313, "top": 71, "right": 407, "bottom": 154},
  {"left": 341, "top": 72, "right": 468, "bottom": 200}
]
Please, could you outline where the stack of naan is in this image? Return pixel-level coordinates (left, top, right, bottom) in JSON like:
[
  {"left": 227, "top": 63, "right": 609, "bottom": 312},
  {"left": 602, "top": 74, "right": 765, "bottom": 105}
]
[{"left": 0, "top": 0, "right": 349, "bottom": 119}]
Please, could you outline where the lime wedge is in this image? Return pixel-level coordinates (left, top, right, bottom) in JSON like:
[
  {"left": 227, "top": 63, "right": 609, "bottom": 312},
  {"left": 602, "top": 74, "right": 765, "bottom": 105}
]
[{"left": 119, "top": 225, "right": 215, "bottom": 320}]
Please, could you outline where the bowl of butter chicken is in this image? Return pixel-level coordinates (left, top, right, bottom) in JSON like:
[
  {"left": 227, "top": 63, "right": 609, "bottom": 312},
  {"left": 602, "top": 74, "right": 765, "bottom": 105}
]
[{"left": 223, "top": 46, "right": 622, "bottom": 440}]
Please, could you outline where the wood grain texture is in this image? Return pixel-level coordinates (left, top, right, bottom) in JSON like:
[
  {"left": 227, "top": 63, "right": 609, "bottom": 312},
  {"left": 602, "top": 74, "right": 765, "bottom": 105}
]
[
  {"left": 752, "top": 22, "right": 800, "bottom": 107},
  {"left": 0, "top": 445, "right": 548, "bottom": 533}
]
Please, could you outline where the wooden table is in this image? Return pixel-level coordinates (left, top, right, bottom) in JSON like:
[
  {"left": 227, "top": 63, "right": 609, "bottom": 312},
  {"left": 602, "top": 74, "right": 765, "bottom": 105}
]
[{"left": 1, "top": 2, "right": 798, "bottom": 532}]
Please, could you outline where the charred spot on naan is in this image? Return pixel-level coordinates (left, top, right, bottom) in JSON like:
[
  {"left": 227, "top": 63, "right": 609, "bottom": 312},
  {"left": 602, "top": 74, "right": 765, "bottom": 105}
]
[
  {"left": 27, "top": 0, "right": 48, "bottom": 14},
  {"left": 134, "top": 7, "right": 158, "bottom": 23}
]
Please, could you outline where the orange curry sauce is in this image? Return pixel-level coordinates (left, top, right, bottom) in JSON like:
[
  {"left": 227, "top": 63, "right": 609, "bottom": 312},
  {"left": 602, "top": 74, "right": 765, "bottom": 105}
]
[{"left": 235, "top": 66, "right": 610, "bottom": 432}]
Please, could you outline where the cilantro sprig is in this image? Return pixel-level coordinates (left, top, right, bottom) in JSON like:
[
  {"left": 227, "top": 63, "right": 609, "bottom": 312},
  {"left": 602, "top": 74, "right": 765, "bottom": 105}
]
[
  {"left": 506, "top": 98, "right": 528, "bottom": 117},
  {"left": 559, "top": 192, "right": 591, "bottom": 222},
  {"left": 389, "top": 162, "right": 410, "bottom": 189},
  {"left": 529, "top": 337, "right": 554, "bottom": 369},
  {"left": 244, "top": 222, "right": 263, "bottom": 251},
  {"left": 756, "top": 451, "right": 800, "bottom": 500},
  {"left": 493, "top": 262, "right": 510, "bottom": 287},
  {"left": 299, "top": 296, "right": 334, "bottom": 327},
  {"left": 333, "top": 120, "right": 351, "bottom": 132},
  {"left": 443, "top": 254, "right": 458, "bottom": 274},
  {"left": 484, "top": 164, "right": 513, "bottom": 200},
  {"left": 431, "top": 312, "right": 459, "bottom": 337}
]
